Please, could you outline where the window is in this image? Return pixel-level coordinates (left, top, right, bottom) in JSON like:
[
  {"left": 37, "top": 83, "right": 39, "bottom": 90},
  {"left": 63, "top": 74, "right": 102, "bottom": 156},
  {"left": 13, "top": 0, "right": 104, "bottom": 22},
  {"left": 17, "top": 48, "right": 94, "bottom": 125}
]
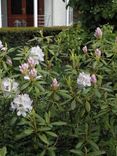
[
  {"left": 11, "top": 0, "right": 22, "bottom": 14},
  {"left": 26, "top": 0, "right": 33, "bottom": 15}
]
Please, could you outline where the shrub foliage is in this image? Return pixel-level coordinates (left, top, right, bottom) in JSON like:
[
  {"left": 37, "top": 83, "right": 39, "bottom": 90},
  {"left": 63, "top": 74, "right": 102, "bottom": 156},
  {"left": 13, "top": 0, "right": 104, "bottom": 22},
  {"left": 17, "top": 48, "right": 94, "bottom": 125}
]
[
  {"left": 0, "top": 26, "right": 68, "bottom": 47},
  {"left": 0, "top": 25, "right": 117, "bottom": 156},
  {"left": 65, "top": 0, "right": 117, "bottom": 29}
]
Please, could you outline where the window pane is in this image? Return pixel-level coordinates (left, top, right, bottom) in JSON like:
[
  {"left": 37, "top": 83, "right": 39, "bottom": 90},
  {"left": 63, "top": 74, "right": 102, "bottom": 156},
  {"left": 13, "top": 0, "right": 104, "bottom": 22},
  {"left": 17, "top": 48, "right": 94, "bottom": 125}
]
[
  {"left": 26, "top": 0, "right": 33, "bottom": 15},
  {"left": 11, "top": 0, "right": 22, "bottom": 14}
]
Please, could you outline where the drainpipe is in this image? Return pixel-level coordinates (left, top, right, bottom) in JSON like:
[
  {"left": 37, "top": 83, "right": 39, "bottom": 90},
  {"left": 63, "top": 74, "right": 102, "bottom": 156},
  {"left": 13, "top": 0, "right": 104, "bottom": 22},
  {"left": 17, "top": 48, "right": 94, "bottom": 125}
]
[
  {"left": 34, "top": 0, "right": 38, "bottom": 27},
  {"left": 66, "top": 0, "right": 69, "bottom": 26},
  {"left": 0, "top": 0, "right": 2, "bottom": 28}
]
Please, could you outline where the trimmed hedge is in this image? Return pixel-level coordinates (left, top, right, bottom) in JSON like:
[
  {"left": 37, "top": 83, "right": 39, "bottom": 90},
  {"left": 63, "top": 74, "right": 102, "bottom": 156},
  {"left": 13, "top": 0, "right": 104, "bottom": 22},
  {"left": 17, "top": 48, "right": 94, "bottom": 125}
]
[{"left": 0, "top": 26, "right": 69, "bottom": 47}]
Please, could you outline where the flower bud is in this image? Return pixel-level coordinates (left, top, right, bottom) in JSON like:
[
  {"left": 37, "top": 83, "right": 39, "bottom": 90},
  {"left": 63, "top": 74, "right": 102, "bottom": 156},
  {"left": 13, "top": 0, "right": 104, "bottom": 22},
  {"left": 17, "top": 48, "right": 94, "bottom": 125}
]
[
  {"left": 27, "top": 57, "right": 36, "bottom": 68},
  {"left": 94, "top": 27, "right": 102, "bottom": 39},
  {"left": 95, "top": 49, "right": 101, "bottom": 58},
  {"left": 82, "top": 46, "right": 88, "bottom": 54},
  {"left": 29, "top": 68, "right": 37, "bottom": 80},
  {"left": 6, "top": 57, "right": 12, "bottom": 66},
  {"left": 91, "top": 74, "right": 97, "bottom": 84},
  {"left": 51, "top": 78, "right": 59, "bottom": 91},
  {"left": 19, "top": 63, "right": 29, "bottom": 75}
]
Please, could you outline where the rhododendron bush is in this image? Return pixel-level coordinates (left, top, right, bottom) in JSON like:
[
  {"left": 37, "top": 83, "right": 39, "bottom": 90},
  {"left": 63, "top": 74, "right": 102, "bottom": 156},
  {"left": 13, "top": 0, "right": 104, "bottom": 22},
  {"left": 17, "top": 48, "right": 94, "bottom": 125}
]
[{"left": 0, "top": 25, "right": 117, "bottom": 156}]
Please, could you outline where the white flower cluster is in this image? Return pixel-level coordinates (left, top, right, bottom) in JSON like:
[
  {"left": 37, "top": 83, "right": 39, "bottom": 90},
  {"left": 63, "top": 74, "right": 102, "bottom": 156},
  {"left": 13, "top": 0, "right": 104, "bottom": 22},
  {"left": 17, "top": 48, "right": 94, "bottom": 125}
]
[
  {"left": 1, "top": 78, "right": 19, "bottom": 96},
  {"left": 77, "top": 72, "right": 91, "bottom": 88},
  {"left": 29, "top": 46, "right": 44, "bottom": 64},
  {"left": 1, "top": 78, "right": 33, "bottom": 117},
  {"left": 11, "top": 94, "right": 33, "bottom": 117}
]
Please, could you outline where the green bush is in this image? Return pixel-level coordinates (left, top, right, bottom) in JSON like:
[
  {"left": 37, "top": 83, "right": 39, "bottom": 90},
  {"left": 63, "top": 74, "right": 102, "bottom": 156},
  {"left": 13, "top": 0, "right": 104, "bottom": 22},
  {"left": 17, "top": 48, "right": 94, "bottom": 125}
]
[
  {"left": 0, "top": 26, "right": 68, "bottom": 47},
  {"left": 0, "top": 25, "right": 117, "bottom": 155},
  {"left": 66, "top": 0, "right": 117, "bottom": 30},
  {"left": 57, "top": 25, "right": 89, "bottom": 52}
]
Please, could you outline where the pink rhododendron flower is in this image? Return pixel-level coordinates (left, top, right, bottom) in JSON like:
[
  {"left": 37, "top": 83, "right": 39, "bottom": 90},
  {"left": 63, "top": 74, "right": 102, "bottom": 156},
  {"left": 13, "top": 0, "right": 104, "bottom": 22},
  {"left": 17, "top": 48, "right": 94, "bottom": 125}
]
[
  {"left": 24, "top": 68, "right": 42, "bottom": 80},
  {"left": 29, "top": 68, "right": 37, "bottom": 79},
  {"left": 94, "top": 27, "right": 102, "bottom": 39},
  {"left": 27, "top": 57, "right": 36, "bottom": 68},
  {"left": 19, "top": 63, "right": 29, "bottom": 75}
]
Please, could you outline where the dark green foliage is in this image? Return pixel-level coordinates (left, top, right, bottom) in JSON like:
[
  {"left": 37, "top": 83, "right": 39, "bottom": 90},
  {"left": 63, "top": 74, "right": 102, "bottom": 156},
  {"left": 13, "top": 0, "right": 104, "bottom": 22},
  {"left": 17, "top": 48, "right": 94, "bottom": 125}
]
[
  {"left": 58, "top": 25, "right": 89, "bottom": 53},
  {"left": 1, "top": 25, "right": 117, "bottom": 155},
  {"left": 0, "top": 26, "right": 68, "bottom": 47},
  {"left": 66, "top": 0, "right": 117, "bottom": 29}
]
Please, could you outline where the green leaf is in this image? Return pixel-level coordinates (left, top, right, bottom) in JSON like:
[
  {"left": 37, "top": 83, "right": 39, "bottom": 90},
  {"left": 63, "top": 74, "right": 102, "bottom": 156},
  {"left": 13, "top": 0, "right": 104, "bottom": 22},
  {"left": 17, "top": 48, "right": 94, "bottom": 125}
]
[
  {"left": 36, "top": 83, "right": 45, "bottom": 92},
  {"left": 94, "top": 89, "right": 101, "bottom": 98},
  {"left": 70, "top": 149, "right": 83, "bottom": 155},
  {"left": 17, "top": 119, "right": 29, "bottom": 126},
  {"left": 58, "top": 90, "right": 72, "bottom": 99},
  {"left": 24, "top": 129, "right": 33, "bottom": 135},
  {"left": 71, "top": 100, "right": 76, "bottom": 110},
  {"left": 89, "top": 151, "right": 105, "bottom": 156},
  {"left": 76, "top": 141, "right": 84, "bottom": 149},
  {"left": 10, "top": 117, "right": 17, "bottom": 125},
  {"left": 38, "top": 134, "right": 49, "bottom": 145},
  {"left": 85, "top": 101, "right": 91, "bottom": 112},
  {"left": 88, "top": 140, "right": 99, "bottom": 150},
  {"left": 2, "top": 61, "right": 7, "bottom": 71},
  {"left": 35, "top": 114, "right": 45, "bottom": 124},
  {"left": 46, "top": 131, "right": 57, "bottom": 137},
  {"left": 39, "top": 127, "right": 51, "bottom": 132},
  {"left": 8, "top": 48, "right": 15, "bottom": 53},
  {"left": 48, "top": 149, "right": 56, "bottom": 156},
  {"left": 52, "top": 121, "right": 67, "bottom": 126},
  {"left": 39, "top": 150, "right": 46, "bottom": 156},
  {"left": 20, "top": 82, "right": 30, "bottom": 90},
  {"left": 16, "top": 129, "right": 33, "bottom": 140},
  {"left": 0, "top": 147, "right": 7, "bottom": 156},
  {"left": 45, "top": 112, "right": 50, "bottom": 124}
]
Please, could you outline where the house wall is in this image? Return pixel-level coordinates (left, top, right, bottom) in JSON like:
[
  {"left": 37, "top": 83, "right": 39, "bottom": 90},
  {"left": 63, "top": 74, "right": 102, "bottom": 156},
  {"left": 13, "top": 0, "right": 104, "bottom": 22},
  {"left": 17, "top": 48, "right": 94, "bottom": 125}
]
[
  {"left": 53, "top": 0, "right": 66, "bottom": 26},
  {"left": 44, "top": 0, "right": 67, "bottom": 26},
  {"left": 1, "top": 0, "right": 71, "bottom": 27},
  {"left": 44, "top": 0, "right": 53, "bottom": 26},
  {"left": 2, "top": 0, "right": 7, "bottom": 27}
]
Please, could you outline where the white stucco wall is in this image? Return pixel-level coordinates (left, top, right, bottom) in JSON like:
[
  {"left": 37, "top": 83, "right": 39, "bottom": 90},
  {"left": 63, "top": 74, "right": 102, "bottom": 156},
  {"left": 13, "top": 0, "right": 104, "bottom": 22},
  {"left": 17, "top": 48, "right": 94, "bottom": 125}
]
[
  {"left": 2, "top": 0, "right": 7, "bottom": 27},
  {"left": 53, "top": 0, "right": 66, "bottom": 26},
  {"left": 44, "top": 0, "right": 53, "bottom": 26},
  {"left": 44, "top": 0, "right": 67, "bottom": 26}
]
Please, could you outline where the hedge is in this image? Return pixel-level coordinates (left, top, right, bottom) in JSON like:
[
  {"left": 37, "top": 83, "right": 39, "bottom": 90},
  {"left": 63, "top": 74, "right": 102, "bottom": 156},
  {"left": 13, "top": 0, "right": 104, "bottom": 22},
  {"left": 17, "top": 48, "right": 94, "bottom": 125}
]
[{"left": 0, "top": 26, "right": 69, "bottom": 47}]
